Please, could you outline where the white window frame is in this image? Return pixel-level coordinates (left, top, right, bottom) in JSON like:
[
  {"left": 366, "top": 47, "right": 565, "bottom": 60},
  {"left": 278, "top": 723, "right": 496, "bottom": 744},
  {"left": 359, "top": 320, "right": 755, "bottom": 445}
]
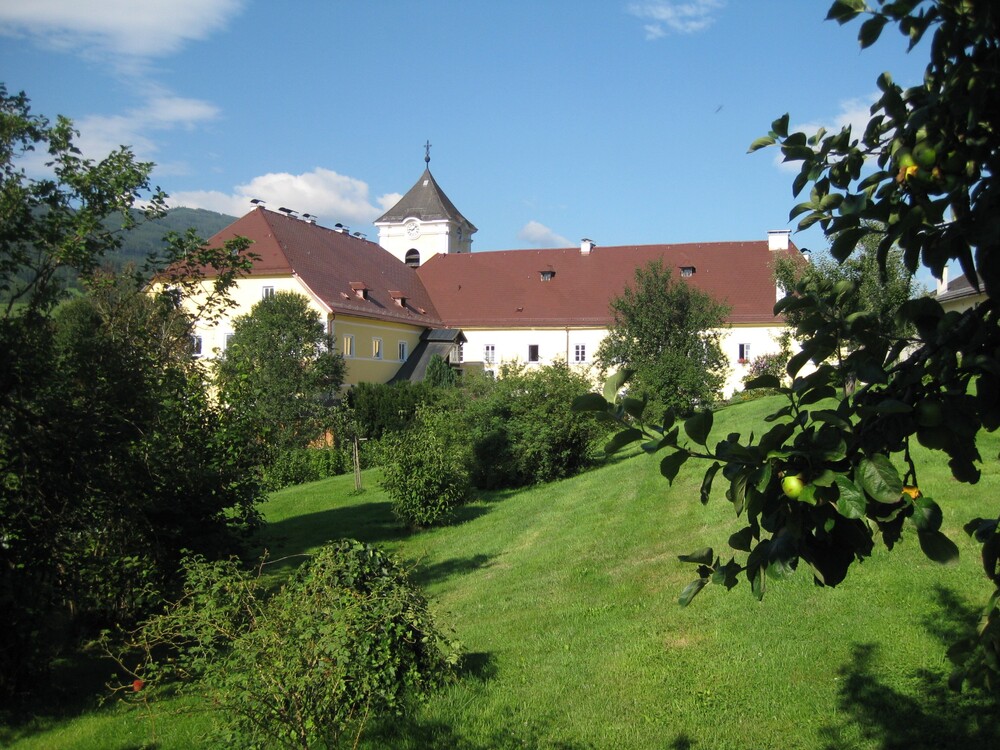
[
  {"left": 262, "top": 285, "right": 275, "bottom": 299},
  {"left": 738, "top": 343, "right": 751, "bottom": 363},
  {"left": 190, "top": 335, "right": 203, "bottom": 358},
  {"left": 484, "top": 344, "right": 495, "bottom": 364},
  {"left": 398, "top": 341, "right": 408, "bottom": 361},
  {"left": 574, "top": 343, "right": 586, "bottom": 363},
  {"left": 528, "top": 344, "right": 540, "bottom": 363},
  {"left": 343, "top": 334, "right": 355, "bottom": 358},
  {"left": 373, "top": 337, "right": 383, "bottom": 360}
]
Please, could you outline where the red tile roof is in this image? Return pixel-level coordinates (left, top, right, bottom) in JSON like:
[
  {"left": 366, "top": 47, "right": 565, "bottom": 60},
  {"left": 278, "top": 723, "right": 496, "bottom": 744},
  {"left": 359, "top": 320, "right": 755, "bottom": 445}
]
[
  {"left": 416, "top": 241, "right": 803, "bottom": 327},
  {"left": 205, "top": 208, "right": 443, "bottom": 326}
]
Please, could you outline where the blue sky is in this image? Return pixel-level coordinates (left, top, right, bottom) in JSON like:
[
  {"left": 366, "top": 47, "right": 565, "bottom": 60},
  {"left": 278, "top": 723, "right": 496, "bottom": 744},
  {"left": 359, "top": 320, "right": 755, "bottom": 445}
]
[{"left": 1, "top": 0, "right": 930, "bottom": 261}]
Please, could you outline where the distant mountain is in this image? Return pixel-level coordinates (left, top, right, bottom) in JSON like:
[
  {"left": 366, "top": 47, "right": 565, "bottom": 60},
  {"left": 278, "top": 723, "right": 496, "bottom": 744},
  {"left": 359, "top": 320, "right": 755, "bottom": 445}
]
[{"left": 114, "top": 207, "right": 238, "bottom": 266}]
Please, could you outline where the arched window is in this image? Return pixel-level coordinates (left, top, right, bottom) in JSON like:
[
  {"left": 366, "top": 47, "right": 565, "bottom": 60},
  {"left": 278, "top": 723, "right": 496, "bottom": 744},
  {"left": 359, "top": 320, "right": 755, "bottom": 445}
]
[{"left": 405, "top": 248, "right": 420, "bottom": 268}]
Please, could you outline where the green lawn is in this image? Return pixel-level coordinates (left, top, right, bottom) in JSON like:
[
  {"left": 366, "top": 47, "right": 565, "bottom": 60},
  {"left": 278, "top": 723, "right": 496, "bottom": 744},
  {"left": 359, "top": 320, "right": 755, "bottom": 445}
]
[{"left": 6, "top": 395, "right": 1000, "bottom": 749}]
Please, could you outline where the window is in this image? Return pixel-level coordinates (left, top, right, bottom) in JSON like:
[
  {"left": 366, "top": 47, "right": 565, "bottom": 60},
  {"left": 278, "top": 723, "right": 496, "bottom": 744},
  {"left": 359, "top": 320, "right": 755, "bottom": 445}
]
[
  {"left": 373, "top": 338, "right": 383, "bottom": 360},
  {"left": 738, "top": 343, "right": 751, "bottom": 364},
  {"left": 405, "top": 248, "right": 420, "bottom": 268},
  {"left": 574, "top": 343, "right": 586, "bottom": 363},
  {"left": 398, "top": 341, "right": 408, "bottom": 361},
  {"left": 225, "top": 333, "right": 235, "bottom": 350},
  {"left": 456, "top": 343, "right": 464, "bottom": 363},
  {"left": 528, "top": 344, "right": 540, "bottom": 363},
  {"left": 484, "top": 344, "right": 495, "bottom": 364},
  {"left": 680, "top": 266, "right": 696, "bottom": 278},
  {"left": 540, "top": 270, "right": 555, "bottom": 281},
  {"left": 262, "top": 286, "right": 275, "bottom": 299},
  {"left": 190, "top": 335, "right": 203, "bottom": 357},
  {"left": 343, "top": 334, "right": 355, "bottom": 358}
]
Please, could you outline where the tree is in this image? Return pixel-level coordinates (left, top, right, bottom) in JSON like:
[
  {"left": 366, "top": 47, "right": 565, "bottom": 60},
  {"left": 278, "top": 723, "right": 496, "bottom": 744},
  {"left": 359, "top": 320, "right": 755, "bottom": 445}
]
[
  {"left": 577, "top": 0, "right": 1000, "bottom": 692},
  {"left": 425, "top": 352, "right": 457, "bottom": 388},
  {"left": 0, "top": 87, "right": 258, "bottom": 700},
  {"left": 773, "top": 225, "right": 919, "bottom": 392},
  {"left": 215, "top": 291, "right": 346, "bottom": 461},
  {"left": 596, "top": 259, "right": 731, "bottom": 416}
]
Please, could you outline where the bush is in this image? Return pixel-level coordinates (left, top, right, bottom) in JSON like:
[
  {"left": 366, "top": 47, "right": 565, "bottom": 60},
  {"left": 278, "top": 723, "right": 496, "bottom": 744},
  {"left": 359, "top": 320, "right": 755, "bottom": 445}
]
[
  {"left": 466, "top": 362, "right": 606, "bottom": 489},
  {"left": 109, "top": 541, "right": 459, "bottom": 749},
  {"left": 380, "top": 409, "right": 472, "bottom": 528},
  {"left": 347, "top": 381, "right": 438, "bottom": 439},
  {"left": 261, "top": 446, "right": 350, "bottom": 490}
]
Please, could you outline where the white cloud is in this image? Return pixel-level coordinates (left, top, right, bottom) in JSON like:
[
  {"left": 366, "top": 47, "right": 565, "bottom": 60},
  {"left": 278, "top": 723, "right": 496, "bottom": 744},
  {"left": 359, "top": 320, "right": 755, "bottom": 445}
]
[
  {"left": 517, "top": 221, "right": 571, "bottom": 248},
  {"left": 73, "top": 95, "right": 220, "bottom": 162},
  {"left": 0, "top": 0, "right": 245, "bottom": 58},
  {"left": 628, "top": 0, "right": 726, "bottom": 39},
  {"left": 170, "top": 168, "right": 395, "bottom": 226}
]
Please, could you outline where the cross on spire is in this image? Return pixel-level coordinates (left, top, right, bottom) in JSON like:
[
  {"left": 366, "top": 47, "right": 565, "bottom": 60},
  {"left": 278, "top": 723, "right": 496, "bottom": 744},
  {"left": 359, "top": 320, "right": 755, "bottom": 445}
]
[{"left": 424, "top": 139, "right": 432, "bottom": 164}]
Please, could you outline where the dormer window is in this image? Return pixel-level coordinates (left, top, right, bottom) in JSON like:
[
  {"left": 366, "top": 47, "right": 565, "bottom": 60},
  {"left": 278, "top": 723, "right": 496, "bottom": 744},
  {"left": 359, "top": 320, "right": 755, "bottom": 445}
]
[
  {"left": 389, "top": 290, "right": 407, "bottom": 307},
  {"left": 349, "top": 282, "right": 369, "bottom": 300},
  {"left": 540, "top": 270, "right": 555, "bottom": 282},
  {"left": 680, "top": 266, "right": 696, "bottom": 278}
]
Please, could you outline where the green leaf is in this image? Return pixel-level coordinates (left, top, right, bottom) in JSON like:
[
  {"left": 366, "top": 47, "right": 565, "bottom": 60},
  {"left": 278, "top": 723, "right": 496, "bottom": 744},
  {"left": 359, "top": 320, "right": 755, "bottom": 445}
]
[
  {"left": 660, "top": 449, "right": 690, "bottom": 484},
  {"left": 603, "top": 428, "right": 643, "bottom": 454},
  {"left": 729, "top": 527, "right": 754, "bottom": 552},
  {"left": 858, "top": 15, "right": 888, "bottom": 48},
  {"left": 678, "top": 547, "right": 714, "bottom": 565},
  {"left": 910, "top": 495, "right": 943, "bottom": 532},
  {"left": 771, "top": 113, "right": 790, "bottom": 138},
  {"left": 603, "top": 369, "right": 633, "bottom": 402},
  {"left": 700, "top": 462, "right": 721, "bottom": 504},
  {"left": 917, "top": 530, "right": 960, "bottom": 564},
  {"left": 827, "top": 0, "right": 865, "bottom": 24},
  {"left": 621, "top": 396, "right": 646, "bottom": 420},
  {"left": 787, "top": 349, "right": 812, "bottom": 378},
  {"left": 748, "top": 135, "right": 776, "bottom": 153},
  {"left": 745, "top": 374, "right": 781, "bottom": 391},
  {"left": 874, "top": 399, "right": 913, "bottom": 415},
  {"left": 571, "top": 393, "right": 609, "bottom": 413},
  {"left": 678, "top": 578, "right": 708, "bottom": 607},
  {"left": 857, "top": 455, "right": 903, "bottom": 504},
  {"left": 830, "top": 226, "right": 868, "bottom": 262},
  {"left": 684, "top": 410, "right": 713, "bottom": 447},
  {"left": 835, "top": 475, "right": 867, "bottom": 519}
]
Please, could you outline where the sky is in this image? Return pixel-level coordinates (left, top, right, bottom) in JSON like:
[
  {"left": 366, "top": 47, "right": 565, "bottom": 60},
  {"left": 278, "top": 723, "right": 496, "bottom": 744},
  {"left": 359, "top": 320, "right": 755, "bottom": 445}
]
[{"left": 0, "top": 0, "right": 932, "bottom": 266}]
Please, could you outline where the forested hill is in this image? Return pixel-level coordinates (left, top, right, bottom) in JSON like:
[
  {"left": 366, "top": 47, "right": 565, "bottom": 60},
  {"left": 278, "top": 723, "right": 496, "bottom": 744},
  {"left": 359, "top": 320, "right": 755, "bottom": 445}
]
[{"left": 113, "top": 207, "right": 237, "bottom": 266}]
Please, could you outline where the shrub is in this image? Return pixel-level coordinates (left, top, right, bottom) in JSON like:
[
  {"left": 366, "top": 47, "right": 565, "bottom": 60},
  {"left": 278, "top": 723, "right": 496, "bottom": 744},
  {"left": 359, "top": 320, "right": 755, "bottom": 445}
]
[
  {"left": 380, "top": 411, "right": 472, "bottom": 528},
  {"left": 347, "top": 381, "right": 438, "bottom": 439},
  {"left": 261, "top": 446, "right": 350, "bottom": 490},
  {"left": 109, "top": 541, "right": 459, "bottom": 749},
  {"left": 466, "top": 362, "right": 606, "bottom": 489}
]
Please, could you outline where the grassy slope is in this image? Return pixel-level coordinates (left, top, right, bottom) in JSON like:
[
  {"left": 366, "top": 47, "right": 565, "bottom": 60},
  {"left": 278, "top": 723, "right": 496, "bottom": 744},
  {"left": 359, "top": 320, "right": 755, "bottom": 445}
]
[{"left": 8, "top": 395, "right": 1000, "bottom": 749}]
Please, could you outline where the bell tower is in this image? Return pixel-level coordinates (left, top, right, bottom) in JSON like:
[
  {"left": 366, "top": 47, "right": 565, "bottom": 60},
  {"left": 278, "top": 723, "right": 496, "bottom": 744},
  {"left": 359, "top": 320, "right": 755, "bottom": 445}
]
[{"left": 374, "top": 142, "right": 476, "bottom": 267}]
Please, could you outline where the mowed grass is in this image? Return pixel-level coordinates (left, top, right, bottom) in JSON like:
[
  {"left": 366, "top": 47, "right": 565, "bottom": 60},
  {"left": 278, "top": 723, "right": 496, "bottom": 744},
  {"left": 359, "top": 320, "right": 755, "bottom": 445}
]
[{"left": 7, "top": 395, "right": 1000, "bottom": 749}]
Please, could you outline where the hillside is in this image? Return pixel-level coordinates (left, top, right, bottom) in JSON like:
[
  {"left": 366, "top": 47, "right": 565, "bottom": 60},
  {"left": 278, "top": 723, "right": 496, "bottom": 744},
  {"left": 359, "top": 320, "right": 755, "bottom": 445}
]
[{"left": 111, "top": 207, "right": 237, "bottom": 268}]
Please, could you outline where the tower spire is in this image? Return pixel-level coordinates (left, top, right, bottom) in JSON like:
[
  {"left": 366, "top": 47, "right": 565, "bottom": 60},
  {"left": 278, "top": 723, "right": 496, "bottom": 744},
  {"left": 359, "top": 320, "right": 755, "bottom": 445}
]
[{"left": 424, "top": 139, "right": 432, "bottom": 165}]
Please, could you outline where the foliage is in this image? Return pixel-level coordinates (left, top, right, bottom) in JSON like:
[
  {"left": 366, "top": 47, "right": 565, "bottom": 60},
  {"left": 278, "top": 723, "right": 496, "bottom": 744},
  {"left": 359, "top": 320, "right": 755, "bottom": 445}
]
[
  {"left": 578, "top": 0, "right": 1000, "bottom": 695},
  {"left": 109, "top": 542, "right": 459, "bottom": 749},
  {"left": 596, "top": 259, "right": 730, "bottom": 417},
  {"left": 261, "top": 446, "right": 351, "bottom": 491},
  {"left": 348, "top": 380, "right": 439, "bottom": 440},
  {"left": 381, "top": 407, "right": 473, "bottom": 528},
  {"left": 0, "top": 88, "right": 259, "bottom": 701},
  {"left": 464, "top": 362, "right": 607, "bottom": 489},
  {"left": 742, "top": 331, "right": 794, "bottom": 390},
  {"left": 424, "top": 353, "right": 457, "bottom": 388},
  {"left": 215, "top": 291, "right": 346, "bottom": 463}
]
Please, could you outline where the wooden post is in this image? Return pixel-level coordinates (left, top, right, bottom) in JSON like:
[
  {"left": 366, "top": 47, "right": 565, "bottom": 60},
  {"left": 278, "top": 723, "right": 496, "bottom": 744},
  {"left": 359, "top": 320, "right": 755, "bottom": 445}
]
[{"left": 353, "top": 435, "right": 362, "bottom": 491}]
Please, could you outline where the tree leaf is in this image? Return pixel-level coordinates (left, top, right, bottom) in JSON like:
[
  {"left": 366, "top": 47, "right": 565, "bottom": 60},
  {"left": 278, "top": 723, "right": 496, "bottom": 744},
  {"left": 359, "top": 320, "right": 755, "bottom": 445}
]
[
  {"left": 917, "top": 530, "right": 960, "bottom": 564},
  {"left": 857, "top": 455, "right": 903, "bottom": 504},
  {"left": 835, "top": 475, "right": 867, "bottom": 519},
  {"left": 729, "top": 527, "right": 754, "bottom": 552},
  {"left": 660, "top": 449, "right": 689, "bottom": 484},
  {"left": 748, "top": 135, "right": 776, "bottom": 153},
  {"left": 684, "top": 410, "right": 713, "bottom": 447},
  {"left": 677, "top": 547, "right": 714, "bottom": 565},
  {"left": 571, "top": 393, "right": 609, "bottom": 413},
  {"left": 745, "top": 374, "right": 781, "bottom": 391},
  {"left": 910, "top": 495, "right": 943, "bottom": 532},
  {"left": 700, "top": 461, "right": 721, "bottom": 504},
  {"left": 603, "top": 369, "right": 633, "bottom": 403},
  {"left": 678, "top": 578, "right": 708, "bottom": 607},
  {"left": 859, "top": 15, "right": 888, "bottom": 48},
  {"left": 604, "top": 428, "right": 643, "bottom": 454}
]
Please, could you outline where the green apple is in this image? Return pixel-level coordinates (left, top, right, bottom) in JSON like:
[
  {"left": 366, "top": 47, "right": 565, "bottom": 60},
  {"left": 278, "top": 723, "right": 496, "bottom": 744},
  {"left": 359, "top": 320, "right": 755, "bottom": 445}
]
[{"left": 781, "top": 474, "right": 805, "bottom": 499}]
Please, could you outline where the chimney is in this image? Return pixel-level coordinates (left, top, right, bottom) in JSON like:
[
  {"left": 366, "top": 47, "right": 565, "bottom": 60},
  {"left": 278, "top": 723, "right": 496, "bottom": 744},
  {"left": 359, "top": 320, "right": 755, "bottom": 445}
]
[
  {"left": 936, "top": 266, "right": 949, "bottom": 297},
  {"left": 768, "top": 230, "right": 791, "bottom": 251},
  {"left": 581, "top": 238, "right": 596, "bottom": 256}
]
